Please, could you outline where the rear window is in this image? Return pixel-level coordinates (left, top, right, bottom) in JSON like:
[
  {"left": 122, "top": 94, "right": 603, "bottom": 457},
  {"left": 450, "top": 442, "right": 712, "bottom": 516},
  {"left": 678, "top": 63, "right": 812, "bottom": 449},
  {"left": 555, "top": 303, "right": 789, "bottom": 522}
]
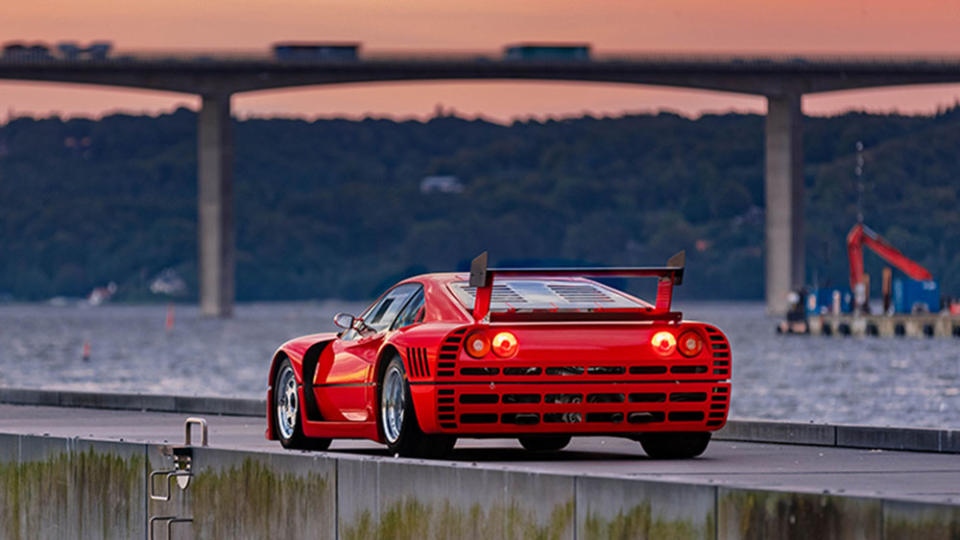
[{"left": 449, "top": 279, "right": 648, "bottom": 312}]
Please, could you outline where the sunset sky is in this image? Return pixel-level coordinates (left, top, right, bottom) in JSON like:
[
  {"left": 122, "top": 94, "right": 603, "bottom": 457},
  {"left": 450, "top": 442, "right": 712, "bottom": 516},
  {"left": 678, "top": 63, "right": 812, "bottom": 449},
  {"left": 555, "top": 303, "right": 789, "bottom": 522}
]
[{"left": 5, "top": 0, "right": 960, "bottom": 122}]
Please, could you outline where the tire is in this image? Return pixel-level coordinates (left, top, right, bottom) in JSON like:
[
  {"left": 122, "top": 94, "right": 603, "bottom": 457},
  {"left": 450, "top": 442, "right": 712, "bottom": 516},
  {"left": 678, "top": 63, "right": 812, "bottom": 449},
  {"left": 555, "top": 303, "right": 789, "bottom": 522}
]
[
  {"left": 379, "top": 354, "right": 456, "bottom": 458},
  {"left": 518, "top": 435, "right": 571, "bottom": 452},
  {"left": 639, "top": 432, "right": 711, "bottom": 459},
  {"left": 273, "top": 358, "right": 331, "bottom": 451}
]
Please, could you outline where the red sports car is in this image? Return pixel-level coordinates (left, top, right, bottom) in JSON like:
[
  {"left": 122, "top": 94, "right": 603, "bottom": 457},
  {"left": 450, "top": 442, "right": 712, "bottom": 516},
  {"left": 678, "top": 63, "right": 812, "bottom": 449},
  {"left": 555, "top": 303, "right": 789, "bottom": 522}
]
[{"left": 266, "top": 251, "right": 732, "bottom": 459}]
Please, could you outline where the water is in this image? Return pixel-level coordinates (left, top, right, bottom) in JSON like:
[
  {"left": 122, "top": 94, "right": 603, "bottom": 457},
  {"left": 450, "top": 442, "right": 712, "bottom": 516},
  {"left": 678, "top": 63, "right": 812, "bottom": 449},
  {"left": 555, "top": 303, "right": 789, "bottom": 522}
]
[{"left": 1, "top": 301, "right": 958, "bottom": 428}]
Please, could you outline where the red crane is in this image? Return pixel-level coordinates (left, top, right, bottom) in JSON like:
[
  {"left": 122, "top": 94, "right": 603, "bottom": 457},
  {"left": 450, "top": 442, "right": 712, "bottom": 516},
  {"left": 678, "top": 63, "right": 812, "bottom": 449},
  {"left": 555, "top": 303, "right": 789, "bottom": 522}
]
[{"left": 846, "top": 223, "right": 933, "bottom": 293}]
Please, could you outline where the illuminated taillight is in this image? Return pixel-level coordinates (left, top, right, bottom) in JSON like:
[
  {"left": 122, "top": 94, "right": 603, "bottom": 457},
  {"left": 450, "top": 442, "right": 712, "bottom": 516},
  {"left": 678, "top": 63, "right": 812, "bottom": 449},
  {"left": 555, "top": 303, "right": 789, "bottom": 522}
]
[
  {"left": 677, "top": 331, "right": 704, "bottom": 357},
  {"left": 651, "top": 331, "right": 676, "bottom": 356},
  {"left": 464, "top": 331, "right": 490, "bottom": 358},
  {"left": 491, "top": 331, "right": 518, "bottom": 358}
]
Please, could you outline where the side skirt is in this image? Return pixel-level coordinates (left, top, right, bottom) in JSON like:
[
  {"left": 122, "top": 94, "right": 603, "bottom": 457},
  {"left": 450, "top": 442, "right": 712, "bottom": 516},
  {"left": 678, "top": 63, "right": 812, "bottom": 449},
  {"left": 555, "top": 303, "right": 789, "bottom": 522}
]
[{"left": 302, "top": 418, "right": 379, "bottom": 440}]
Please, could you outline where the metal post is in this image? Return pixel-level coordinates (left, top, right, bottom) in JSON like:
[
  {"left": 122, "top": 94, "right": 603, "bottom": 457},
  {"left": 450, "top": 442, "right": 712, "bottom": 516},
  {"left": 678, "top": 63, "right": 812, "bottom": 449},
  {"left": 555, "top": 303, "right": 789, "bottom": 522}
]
[
  {"left": 197, "top": 92, "right": 235, "bottom": 317},
  {"left": 764, "top": 92, "right": 805, "bottom": 314}
]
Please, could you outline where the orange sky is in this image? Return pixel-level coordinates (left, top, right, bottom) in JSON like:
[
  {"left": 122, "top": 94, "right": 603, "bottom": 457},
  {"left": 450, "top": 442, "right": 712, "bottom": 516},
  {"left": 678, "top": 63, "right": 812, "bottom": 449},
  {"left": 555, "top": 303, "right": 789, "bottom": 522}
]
[{"left": 5, "top": 0, "right": 960, "bottom": 122}]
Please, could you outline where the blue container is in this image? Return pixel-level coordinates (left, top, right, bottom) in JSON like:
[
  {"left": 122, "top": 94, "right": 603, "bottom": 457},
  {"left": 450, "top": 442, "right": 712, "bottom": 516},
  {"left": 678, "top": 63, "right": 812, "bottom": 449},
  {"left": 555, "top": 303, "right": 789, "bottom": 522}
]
[
  {"left": 806, "top": 288, "right": 853, "bottom": 315},
  {"left": 893, "top": 279, "right": 940, "bottom": 313}
]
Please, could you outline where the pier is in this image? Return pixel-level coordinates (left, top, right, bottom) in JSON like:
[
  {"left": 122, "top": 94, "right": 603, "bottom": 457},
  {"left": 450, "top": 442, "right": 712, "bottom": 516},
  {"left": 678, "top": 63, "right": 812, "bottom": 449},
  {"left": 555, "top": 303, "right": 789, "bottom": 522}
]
[
  {"left": 807, "top": 314, "right": 960, "bottom": 338},
  {"left": 1, "top": 388, "right": 959, "bottom": 538}
]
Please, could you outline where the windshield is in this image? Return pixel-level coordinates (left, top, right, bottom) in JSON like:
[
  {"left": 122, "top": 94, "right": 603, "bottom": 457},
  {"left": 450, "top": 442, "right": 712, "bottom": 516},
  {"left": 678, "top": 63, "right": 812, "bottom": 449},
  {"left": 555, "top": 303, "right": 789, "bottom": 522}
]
[{"left": 448, "top": 279, "right": 648, "bottom": 312}]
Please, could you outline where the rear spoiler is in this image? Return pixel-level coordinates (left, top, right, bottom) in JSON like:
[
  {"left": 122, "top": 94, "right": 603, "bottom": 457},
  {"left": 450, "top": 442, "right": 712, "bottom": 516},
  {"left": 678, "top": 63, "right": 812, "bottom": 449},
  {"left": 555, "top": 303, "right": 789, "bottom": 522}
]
[{"left": 468, "top": 251, "right": 685, "bottom": 321}]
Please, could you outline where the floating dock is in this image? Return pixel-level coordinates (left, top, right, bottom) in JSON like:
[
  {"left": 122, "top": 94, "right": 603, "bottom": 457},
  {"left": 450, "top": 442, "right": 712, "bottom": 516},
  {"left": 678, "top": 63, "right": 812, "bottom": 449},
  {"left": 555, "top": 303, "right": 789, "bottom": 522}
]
[
  {"left": 807, "top": 314, "right": 960, "bottom": 338},
  {"left": 1, "top": 388, "right": 960, "bottom": 539}
]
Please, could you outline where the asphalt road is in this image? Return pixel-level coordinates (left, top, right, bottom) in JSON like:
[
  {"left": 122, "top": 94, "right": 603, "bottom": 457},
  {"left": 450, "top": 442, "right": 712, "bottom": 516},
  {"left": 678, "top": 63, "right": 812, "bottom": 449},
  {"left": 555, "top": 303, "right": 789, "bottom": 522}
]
[{"left": 2, "top": 403, "right": 958, "bottom": 505}]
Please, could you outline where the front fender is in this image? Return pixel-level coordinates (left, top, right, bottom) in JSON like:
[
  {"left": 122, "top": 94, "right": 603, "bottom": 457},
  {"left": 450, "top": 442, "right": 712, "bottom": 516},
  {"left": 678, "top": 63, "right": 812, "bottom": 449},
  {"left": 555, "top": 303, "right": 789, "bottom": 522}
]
[{"left": 265, "top": 332, "right": 339, "bottom": 440}]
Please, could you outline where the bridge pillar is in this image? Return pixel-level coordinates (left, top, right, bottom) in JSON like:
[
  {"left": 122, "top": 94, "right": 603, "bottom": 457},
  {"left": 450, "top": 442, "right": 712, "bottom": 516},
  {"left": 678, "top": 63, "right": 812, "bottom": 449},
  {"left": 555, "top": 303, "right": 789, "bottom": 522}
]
[
  {"left": 764, "top": 93, "right": 805, "bottom": 314},
  {"left": 197, "top": 92, "right": 235, "bottom": 317}
]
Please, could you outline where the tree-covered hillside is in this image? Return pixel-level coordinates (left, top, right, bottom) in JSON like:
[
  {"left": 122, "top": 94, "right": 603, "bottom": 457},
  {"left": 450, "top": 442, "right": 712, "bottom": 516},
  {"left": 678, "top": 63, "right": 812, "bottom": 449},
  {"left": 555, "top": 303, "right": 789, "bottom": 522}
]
[{"left": 0, "top": 108, "right": 958, "bottom": 301}]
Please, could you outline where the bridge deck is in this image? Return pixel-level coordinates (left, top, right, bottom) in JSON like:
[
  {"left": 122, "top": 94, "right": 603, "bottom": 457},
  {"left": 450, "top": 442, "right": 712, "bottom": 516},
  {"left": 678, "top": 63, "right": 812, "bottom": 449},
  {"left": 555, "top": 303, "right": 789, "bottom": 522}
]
[{"left": 2, "top": 403, "right": 958, "bottom": 506}]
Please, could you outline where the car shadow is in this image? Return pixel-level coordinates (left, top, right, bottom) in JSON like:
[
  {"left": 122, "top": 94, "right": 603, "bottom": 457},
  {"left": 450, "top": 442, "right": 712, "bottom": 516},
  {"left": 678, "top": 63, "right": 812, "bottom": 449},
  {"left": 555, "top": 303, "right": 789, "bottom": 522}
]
[{"left": 323, "top": 446, "right": 646, "bottom": 462}]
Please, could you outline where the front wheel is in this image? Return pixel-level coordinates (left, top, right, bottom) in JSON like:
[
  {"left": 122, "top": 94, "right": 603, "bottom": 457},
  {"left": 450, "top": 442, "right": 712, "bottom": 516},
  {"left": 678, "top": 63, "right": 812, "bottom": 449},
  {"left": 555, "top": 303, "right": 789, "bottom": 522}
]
[
  {"left": 518, "top": 435, "right": 571, "bottom": 452},
  {"left": 380, "top": 355, "right": 456, "bottom": 458},
  {"left": 639, "top": 432, "right": 711, "bottom": 459},
  {"left": 274, "top": 359, "right": 331, "bottom": 451}
]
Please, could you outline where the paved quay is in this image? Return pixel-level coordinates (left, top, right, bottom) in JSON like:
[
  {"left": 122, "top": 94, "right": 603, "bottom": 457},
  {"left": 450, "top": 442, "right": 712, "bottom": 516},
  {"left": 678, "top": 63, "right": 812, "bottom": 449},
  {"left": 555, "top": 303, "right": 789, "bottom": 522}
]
[{"left": 2, "top": 403, "right": 960, "bottom": 506}]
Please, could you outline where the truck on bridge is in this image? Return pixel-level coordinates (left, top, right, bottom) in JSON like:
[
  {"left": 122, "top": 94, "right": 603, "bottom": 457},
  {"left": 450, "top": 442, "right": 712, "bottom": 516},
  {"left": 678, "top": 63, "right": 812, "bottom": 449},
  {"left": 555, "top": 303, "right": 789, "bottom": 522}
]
[
  {"left": 272, "top": 42, "right": 359, "bottom": 62},
  {"left": 503, "top": 43, "right": 591, "bottom": 61}
]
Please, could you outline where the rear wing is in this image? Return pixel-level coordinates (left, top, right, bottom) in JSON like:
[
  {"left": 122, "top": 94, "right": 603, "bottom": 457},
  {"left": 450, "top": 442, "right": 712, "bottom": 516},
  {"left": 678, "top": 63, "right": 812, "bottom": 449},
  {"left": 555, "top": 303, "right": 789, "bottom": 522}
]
[{"left": 468, "top": 251, "right": 685, "bottom": 321}]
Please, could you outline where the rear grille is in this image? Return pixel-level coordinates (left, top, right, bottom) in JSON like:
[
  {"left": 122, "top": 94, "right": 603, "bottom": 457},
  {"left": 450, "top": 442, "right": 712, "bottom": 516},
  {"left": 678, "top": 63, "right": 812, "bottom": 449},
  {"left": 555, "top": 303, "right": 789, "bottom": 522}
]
[
  {"left": 586, "top": 393, "right": 624, "bottom": 403},
  {"left": 461, "top": 367, "right": 499, "bottom": 376},
  {"left": 454, "top": 361, "right": 717, "bottom": 380},
  {"left": 630, "top": 366, "right": 667, "bottom": 375},
  {"left": 544, "top": 412, "right": 582, "bottom": 423},
  {"left": 460, "top": 394, "right": 498, "bottom": 404},
  {"left": 503, "top": 367, "right": 541, "bottom": 376},
  {"left": 438, "top": 388, "right": 457, "bottom": 428},
  {"left": 406, "top": 347, "right": 430, "bottom": 378},
  {"left": 545, "top": 366, "right": 584, "bottom": 376},
  {"left": 587, "top": 412, "right": 624, "bottom": 423},
  {"left": 501, "top": 412, "right": 540, "bottom": 425},
  {"left": 629, "top": 392, "right": 666, "bottom": 403},
  {"left": 704, "top": 326, "right": 732, "bottom": 378},
  {"left": 668, "top": 411, "right": 704, "bottom": 422},
  {"left": 670, "top": 392, "right": 707, "bottom": 402},
  {"left": 461, "top": 413, "right": 497, "bottom": 424},
  {"left": 441, "top": 382, "right": 729, "bottom": 431},
  {"left": 706, "top": 385, "right": 729, "bottom": 427},
  {"left": 587, "top": 366, "right": 626, "bottom": 375},
  {"left": 502, "top": 393, "right": 541, "bottom": 404},
  {"left": 628, "top": 411, "right": 665, "bottom": 423}
]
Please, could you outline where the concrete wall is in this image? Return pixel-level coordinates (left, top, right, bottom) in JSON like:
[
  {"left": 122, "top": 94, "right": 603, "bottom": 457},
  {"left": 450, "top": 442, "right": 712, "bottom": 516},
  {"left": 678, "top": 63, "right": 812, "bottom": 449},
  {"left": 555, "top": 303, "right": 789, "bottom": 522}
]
[
  {"left": 1, "top": 431, "right": 960, "bottom": 539},
  {"left": 0, "top": 434, "right": 146, "bottom": 539}
]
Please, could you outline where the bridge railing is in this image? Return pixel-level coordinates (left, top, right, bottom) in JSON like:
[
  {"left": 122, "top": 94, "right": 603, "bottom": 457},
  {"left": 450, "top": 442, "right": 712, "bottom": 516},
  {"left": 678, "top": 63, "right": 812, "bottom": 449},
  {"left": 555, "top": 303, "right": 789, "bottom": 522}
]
[{"left": 4, "top": 48, "right": 960, "bottom": 68}]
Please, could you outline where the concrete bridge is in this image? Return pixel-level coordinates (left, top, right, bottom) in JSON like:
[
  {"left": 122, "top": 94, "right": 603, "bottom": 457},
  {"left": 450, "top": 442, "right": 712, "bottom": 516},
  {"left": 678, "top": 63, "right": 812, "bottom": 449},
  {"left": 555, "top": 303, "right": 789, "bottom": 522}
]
[{"left": 6, "top": 52, "right": 960, "bottom": 315}]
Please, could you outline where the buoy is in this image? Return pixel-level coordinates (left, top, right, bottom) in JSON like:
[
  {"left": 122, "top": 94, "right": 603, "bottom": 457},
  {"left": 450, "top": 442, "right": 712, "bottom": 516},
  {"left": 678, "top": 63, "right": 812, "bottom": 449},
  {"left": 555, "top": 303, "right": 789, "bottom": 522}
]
[
  {"left": 165, "top": 303, "right": 175, "bottom": 332},
  {"left": 82, "top": 340, "right": 91, "bottom": 362}
]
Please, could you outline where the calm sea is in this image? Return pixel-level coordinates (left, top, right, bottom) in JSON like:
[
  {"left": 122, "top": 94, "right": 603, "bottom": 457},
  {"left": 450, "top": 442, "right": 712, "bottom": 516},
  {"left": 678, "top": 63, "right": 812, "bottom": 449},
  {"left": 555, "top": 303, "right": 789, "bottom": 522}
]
[{"left": 1, "top": 301, "right": 958, "bottom": 428}]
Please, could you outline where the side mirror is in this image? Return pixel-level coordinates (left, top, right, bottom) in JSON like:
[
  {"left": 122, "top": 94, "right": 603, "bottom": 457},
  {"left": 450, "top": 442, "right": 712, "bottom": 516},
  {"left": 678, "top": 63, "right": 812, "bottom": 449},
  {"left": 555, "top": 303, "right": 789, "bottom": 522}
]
[{"left": 333, "top": 312, "right": 355, "bottom": 330}]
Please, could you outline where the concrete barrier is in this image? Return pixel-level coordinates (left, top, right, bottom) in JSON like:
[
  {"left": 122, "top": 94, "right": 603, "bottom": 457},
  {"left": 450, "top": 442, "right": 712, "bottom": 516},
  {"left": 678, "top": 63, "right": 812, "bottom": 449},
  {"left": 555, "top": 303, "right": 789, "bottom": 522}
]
[
  {"left": 0, "top": 433, "right": 147, "bottom": 539},
  {"left": 716, "top": 419, "right": 960, "bottom": 455},
  {"left": 835, "top": 425, "right": 947, "bottom": 453},
  {"left": 718, "top": 420, "right": 836, "bottom": 447},
  {"left": 339, "top": 458, "right": 577, "bottom": 539},
  {"left": 576, "top": 476, "right": 714, "bottom": 539},
  {"left": 0, "top": 387, "right": 263, "bottom": 417},
  {"left": 718, "top": 488, "right": 883, "bottom": 539},
  {"left": 2, "top": 431, "right": 960, "bottom": 539}
]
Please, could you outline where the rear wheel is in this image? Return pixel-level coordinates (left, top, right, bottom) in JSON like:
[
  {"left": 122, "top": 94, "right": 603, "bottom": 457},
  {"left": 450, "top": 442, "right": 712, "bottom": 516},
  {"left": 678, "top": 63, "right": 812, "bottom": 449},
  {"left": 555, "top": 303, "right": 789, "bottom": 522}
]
[
  {"left": 274, "top": 359, "right": 331, "bottom": 451},
  {"left": 380, "top": 355, "right": 456, "bottom": 458},
  {"left": 639, "top": 432, "right": 711, "bottom": 459},
  {"left": 518, "top": 435, "right": 571, "bottom": 452}
]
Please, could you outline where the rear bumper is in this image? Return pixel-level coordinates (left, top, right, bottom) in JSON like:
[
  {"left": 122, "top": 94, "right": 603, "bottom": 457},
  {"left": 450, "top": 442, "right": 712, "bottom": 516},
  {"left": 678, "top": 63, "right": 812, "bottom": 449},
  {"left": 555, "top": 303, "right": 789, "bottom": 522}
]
[{"left": 410, "top": 380, "right": 730, "bottom": 435}]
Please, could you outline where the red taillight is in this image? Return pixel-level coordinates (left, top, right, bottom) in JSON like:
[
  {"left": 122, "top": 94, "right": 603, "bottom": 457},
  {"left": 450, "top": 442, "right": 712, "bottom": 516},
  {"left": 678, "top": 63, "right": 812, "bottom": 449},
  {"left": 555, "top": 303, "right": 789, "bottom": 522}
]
[
  {"left": 464, "top": 331, "right": 491, "bottom": 358},
  {"left": 491, "top": 331, "right": 518, "bottom": 358},
  {"left": 651, "top": 331, "right": 676, "bottom": 356},
  {"left": 677, "top": 331, "right": 704, "bottom": 357}
]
